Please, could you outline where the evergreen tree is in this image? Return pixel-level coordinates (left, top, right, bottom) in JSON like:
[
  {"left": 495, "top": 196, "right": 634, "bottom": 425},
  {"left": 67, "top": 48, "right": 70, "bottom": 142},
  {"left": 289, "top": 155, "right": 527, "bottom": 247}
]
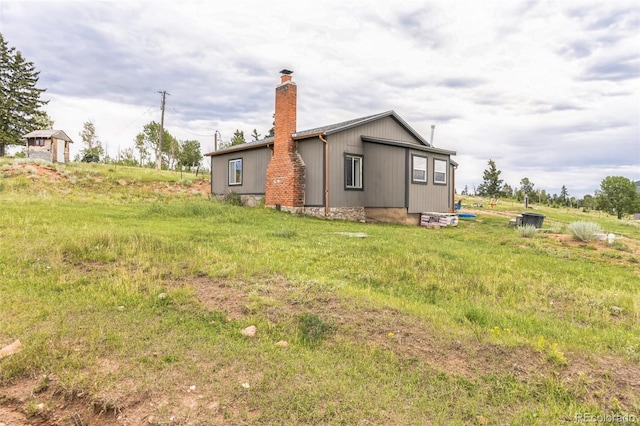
[
  {"left": 267, "top": 113, "right": 275, "bottom": 137},
  {"left": 33, "top": 111, "right": 54, "bottom": 129},
  {"left": 476, "top": 159, "right": 503, "bottom": 198},
  {"left": 560, "top": 185, "right": 569, "bottom": 206},
  {"left": 0, "top": 33, "right": 48, "bottom": 156},
  {"left": 229, "top": 129, "right": 246, "bottom": 146},
  {"left": 251, "top": 128, "right": 261, "bottom": 141}
]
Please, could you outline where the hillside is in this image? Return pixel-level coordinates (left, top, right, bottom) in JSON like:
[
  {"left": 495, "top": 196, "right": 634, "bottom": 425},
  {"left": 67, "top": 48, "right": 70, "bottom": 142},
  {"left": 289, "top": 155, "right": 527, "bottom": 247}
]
[{"left": 0, "top": 160, "right": 638, "bottom": 425}]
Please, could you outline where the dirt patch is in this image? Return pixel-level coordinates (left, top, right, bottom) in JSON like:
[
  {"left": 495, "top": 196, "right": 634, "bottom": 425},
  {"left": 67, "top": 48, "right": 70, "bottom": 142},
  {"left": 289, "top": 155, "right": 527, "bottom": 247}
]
[
  {"left": 2, "top": 275, "right": 638, "bottom": 423},
  {"left": 185, "top": 275, "right": 639, "bottom": 407}
]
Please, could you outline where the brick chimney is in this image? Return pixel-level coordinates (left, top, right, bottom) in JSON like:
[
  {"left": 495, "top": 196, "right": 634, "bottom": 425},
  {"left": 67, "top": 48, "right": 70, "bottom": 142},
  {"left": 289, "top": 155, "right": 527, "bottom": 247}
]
[{"left": 265, "top": 70, "right": 305, "bottom": 210}]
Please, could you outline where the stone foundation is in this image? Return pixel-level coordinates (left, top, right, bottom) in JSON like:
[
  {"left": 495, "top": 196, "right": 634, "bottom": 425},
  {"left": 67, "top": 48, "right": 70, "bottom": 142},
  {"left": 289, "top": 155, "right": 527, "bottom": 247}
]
[
  {"left": 241, "top": 195, "right": 263, "bottom": 207},
  {"left": 267, "top": 204, "right": 305, "bottom": 215},
  {"left": 303, "top": 206, "right": 366, "bottom": 222}
]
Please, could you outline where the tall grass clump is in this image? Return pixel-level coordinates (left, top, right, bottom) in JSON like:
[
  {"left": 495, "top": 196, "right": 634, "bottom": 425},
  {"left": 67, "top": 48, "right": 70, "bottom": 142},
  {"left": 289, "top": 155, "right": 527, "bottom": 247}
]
[
  {"left": 297, "top": 312, "right": 335, "bottom": 348},
  {"left": 567, "top": 221, "right": 603, "bottom": 242},
  {"left": 516, "top": 224, "right": 538, "bottom": 238},
  {"left": 221, "top": 191, "right": 243, "bottom": 206}
]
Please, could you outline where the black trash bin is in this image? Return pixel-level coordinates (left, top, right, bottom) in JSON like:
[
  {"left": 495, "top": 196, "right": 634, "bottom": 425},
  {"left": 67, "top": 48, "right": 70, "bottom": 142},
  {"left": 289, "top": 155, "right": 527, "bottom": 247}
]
[{"left": 521, "top": 212, "right": 545, "bottom": 228}]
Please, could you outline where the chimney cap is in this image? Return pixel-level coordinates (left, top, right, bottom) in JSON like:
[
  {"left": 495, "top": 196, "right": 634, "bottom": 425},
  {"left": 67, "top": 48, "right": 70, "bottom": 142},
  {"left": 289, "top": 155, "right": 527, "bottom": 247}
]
[{"left": 279, "top": 69, "right": 293, "bottom": 75}]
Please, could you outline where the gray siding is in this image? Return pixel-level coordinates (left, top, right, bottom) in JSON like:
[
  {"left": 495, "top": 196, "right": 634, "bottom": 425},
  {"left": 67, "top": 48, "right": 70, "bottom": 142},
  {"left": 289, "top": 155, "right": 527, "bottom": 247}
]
[
  {"left": 357, "top": 115, "right": 424, "bottom": 144},
  {"left": 211, "top": 147, "right": 271, "bottom": 194},
  {"left": 363, "top": 143, "right": 405, "bottom": 207},
  {"left": 327, "top": 116, "right": 421, "bottom": 207},
  {"left": 326, "top": 131, "right": 364, "bottom": 208},
  {"left": 297, "top": 138, "right": 324, "bottom": 206},
  {"left": 407, "top": 150, "right": 452, "bottom": 213}
]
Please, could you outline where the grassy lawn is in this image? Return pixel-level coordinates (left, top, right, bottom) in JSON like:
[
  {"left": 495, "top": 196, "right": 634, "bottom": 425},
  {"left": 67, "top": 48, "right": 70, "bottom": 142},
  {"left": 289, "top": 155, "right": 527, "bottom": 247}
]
[{"left": 1, "top": 159, "right": 638, "bottom": 425}]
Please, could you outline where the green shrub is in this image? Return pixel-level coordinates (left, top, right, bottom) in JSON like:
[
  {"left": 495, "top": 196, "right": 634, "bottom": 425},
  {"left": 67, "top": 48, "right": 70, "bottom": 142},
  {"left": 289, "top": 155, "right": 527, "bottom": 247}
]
[
  {"left": 549, "top": 222, "right": 564, "bottom": 234},
  {"left": 567, "top": 221, "right": 602, "bottom": 242},
  {"left": 516, "top": 224, "right": 538, "bottom": 238},
  {"left": 222, "top": 191, "right": 243, "bottom": 206}
]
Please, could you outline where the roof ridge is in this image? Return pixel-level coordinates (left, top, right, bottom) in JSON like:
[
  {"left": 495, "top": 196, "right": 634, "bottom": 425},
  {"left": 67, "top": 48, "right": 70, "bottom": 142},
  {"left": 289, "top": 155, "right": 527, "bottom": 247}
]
[{"left": 293, "top": 110, "right": 395, "bottom": 137}]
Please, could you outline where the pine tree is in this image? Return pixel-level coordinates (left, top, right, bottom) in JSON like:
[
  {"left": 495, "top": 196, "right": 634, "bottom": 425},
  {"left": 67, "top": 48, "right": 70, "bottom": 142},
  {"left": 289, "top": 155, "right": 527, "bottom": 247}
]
[
  {"left": 560, "top": 185, "right": 569, "bottom": 206},
  {"left": 229, "top": 129, "right": 246, "bottom": 146},
  {"left": 0, "top": 33, "right": 48, "bottom": 156},
  {"left": 477, "top": 159, "right": 503, "bottom": 198}
]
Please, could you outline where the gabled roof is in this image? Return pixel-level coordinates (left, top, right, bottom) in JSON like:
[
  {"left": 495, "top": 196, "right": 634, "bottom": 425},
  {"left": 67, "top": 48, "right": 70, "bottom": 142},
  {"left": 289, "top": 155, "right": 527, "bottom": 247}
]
[
  {"left": 204, "top": 110, "right": 433, "bottom": 156},
  {"left": 292, "top": 110, "right": 431, "bottom": 146},
  {"left": 23, "top": 130, "right": 73, "bottom": 143}
]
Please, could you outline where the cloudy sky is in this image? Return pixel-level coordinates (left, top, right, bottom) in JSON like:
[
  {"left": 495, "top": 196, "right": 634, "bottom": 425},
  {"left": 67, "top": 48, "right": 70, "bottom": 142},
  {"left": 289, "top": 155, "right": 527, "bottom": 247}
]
[{"left": 1, "top": 0, "right": 638, "bottom": 197}]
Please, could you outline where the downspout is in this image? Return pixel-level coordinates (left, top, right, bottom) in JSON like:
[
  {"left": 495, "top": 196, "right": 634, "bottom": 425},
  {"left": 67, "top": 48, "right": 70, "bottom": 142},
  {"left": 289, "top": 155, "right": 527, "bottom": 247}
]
[
  {"left": 319, "top": 134, "right": 329, "bottom": 216},
  {"left": 451, "top": 164, "right": 457, "bottom": 212}
]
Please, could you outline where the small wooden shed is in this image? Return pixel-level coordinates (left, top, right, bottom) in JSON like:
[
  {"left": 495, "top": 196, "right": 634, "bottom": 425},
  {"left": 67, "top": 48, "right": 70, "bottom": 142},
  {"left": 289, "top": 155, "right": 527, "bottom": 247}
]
[{"left": 23, "top": 130, "right": 73, "bottom": 163}]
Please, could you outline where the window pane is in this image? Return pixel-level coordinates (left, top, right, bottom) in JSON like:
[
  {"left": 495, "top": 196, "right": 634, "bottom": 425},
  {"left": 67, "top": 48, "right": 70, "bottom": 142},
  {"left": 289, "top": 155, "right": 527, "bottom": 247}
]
[
  {"left": 229, "top": 159, "right": 242, "bottom": 185},
  {"left": 354, "top": 157, "right": 361, "bottom": 188},
  {"left": 434, "top": 159, "right": 447, "bottom": 183},
  {"left": 345, "top": 155, "right": 362, "bottom": 189},
  {"left": 412, "top": 155, "right": 427, "bottom": 182}
]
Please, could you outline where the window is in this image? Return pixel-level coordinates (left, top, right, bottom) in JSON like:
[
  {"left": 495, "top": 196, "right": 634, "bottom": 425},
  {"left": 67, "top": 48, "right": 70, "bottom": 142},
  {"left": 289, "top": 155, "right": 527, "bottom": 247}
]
[
  {"left": 412, "top": 155, "right": 427, "bottom": 183},
  {"left": 344, "top": 154, "right": 363, "bottom": 190},
  {"left": 434, "top": 159, "right": 447, "bottom": 184},
  {"left": 228, "top": 158, "right": 242, "bottom": 185}
]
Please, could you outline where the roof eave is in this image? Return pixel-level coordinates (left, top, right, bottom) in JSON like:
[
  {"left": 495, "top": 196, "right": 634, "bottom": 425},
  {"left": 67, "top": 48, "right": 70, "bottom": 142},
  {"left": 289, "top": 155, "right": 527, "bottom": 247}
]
[
  {"left": 361, "top": 135, "right": 456, "bottom": 156},
  {"left": 292, "top": 131, "right": 326, "bottom": 140},
  {"left": 204, "top": 140, "right": 273, "bottom": 156}
]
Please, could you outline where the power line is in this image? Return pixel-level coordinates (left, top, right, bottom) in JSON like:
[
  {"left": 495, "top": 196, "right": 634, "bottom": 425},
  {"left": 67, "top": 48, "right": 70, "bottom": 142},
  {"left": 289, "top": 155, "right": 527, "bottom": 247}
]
[
  {"left": 111, "top": 106, "right": 155, "bottom": 137},
  {"left": 167, "top": 107, "right": 217, "bottom": 137}
]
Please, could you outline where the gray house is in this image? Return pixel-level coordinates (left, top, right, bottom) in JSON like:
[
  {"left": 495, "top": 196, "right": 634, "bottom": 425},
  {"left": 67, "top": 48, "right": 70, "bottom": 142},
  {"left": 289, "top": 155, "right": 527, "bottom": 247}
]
[{"left": 205, "top": 72, "right": 457, "bottom": 225}]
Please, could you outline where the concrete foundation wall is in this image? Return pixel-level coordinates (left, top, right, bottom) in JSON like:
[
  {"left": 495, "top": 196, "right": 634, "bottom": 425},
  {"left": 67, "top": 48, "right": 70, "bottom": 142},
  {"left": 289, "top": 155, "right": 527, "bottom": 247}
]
[{"left": 365, "top": 207, "right": 420, "bottom": 225}]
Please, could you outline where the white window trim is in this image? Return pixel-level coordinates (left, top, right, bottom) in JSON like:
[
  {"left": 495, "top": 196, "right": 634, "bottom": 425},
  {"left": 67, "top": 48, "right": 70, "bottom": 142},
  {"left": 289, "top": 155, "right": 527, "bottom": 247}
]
[
  {"left": 434, "top": 159, "right": 447, "bottom": 184},
  {"left": 412, "top": 155, "right": 428, "bottom": 183},
  {"left": 345, "top": 154, "right": 363, "bottom": 190},
  {"left": 228, "top": 158, "right": 242, "bottom": 186}
]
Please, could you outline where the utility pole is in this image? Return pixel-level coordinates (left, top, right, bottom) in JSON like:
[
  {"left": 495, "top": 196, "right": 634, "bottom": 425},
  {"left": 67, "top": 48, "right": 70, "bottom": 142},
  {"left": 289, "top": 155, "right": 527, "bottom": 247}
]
[{"left": 157, "top": 90, "right": 168, "bottom": 170}]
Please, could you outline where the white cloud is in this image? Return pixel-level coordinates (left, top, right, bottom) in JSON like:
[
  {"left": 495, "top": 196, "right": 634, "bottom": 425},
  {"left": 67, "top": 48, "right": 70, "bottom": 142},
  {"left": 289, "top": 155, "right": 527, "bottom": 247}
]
[{"left": 1, "top": 0, "right": 638, "bottom": 197}]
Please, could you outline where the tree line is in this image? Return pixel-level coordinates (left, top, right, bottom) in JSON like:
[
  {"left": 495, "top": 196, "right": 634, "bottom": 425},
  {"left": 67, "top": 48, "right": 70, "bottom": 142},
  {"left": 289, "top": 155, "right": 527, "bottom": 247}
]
[
  {"left": 75, "top": 120, "right": 202, "bottom": 172},
  {"left": 467, "top": 159, "right": 640, "bottom": 219},
  {"left": 0, "top": 32, "right": 203, "bottom": 171},
  {"left": 219, "top": 123, "right": 274, "bottom": 150},
  {"left": 0, "top": 33, "right": 52, "bottom": 156}
]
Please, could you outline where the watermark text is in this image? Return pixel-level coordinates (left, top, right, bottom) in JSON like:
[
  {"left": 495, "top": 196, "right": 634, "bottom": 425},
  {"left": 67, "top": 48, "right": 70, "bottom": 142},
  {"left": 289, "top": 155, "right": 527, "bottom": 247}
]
[{"left": 574, "top": 413, "right": 637, "bottom": 423}]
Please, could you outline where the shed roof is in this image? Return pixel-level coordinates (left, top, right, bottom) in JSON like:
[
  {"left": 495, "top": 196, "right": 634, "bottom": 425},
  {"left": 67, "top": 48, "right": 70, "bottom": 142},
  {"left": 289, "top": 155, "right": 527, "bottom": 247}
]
[{"left": 23, "top": 130, "right": 73, "bottom": 143}]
